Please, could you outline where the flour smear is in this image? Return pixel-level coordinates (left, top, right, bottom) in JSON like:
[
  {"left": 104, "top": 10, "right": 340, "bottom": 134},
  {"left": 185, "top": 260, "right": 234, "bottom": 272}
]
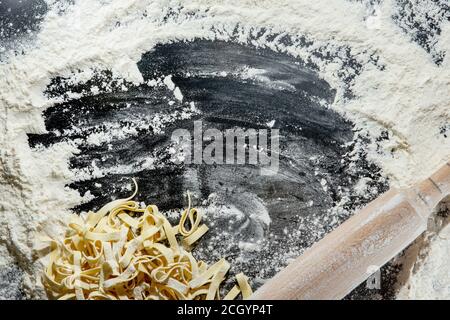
[{"left": 0, "top": 0, "right": 449, "bottom": 299}]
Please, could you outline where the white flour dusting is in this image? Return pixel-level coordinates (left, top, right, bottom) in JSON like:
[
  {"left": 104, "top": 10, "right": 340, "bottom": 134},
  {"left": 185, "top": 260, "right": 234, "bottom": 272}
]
[
  {"left": 395, "top": 199, "right": 449, "bottom": 300},
  {"left": 398, "top": 227, "right": 450, "bottom": 299},
  {"left": 0, "top": 0, "right": 449, "bottom": 299}
]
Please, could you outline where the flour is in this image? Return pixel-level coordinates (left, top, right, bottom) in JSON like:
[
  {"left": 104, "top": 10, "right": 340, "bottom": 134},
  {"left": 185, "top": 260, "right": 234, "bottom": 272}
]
[
  {"left": 397, "top": 225, "right": 450, "bottom": 299},
  {"left": 396, "top": 199, "right": 450, "bottom": 300},
  {"left": 0, "top": 0, "right": 449, "bottom": 299}
]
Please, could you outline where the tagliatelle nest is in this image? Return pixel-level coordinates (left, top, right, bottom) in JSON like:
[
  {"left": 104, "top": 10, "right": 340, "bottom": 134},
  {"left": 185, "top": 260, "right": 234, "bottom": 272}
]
[{"left": 40, "top": 179, "right": 252, "bottom": 300}]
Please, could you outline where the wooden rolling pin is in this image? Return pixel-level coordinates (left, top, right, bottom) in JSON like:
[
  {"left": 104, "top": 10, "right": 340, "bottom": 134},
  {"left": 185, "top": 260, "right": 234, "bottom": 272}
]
[{"left": 252, "top": 161, "right": 450, "bottom": 300}]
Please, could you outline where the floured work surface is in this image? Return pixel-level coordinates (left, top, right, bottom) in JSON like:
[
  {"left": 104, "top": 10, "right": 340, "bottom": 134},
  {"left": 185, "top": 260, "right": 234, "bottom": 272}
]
[
  {"left": 0, "top": 0, "right": 449, "bottom": 300},
  {"left": 29, "top": 40, "right": 388, "bottom": 298}
]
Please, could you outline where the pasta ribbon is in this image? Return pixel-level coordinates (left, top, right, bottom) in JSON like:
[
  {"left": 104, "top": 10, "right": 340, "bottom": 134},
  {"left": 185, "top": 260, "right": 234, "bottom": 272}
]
[{"left": 41, "top": 180, "right": 252, "bottom": 300}]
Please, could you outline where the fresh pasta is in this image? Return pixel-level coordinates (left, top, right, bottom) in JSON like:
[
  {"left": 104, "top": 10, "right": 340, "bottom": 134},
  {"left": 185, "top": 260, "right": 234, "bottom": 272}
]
[{"left": 41, "top": 179, "right": 252, "bottom": 300}]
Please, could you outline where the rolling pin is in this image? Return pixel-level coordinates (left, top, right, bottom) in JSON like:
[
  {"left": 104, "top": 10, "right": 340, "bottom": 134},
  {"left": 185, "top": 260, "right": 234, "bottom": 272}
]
[{"left": 251, "top": 161, "right": 450, "bottom": 300}]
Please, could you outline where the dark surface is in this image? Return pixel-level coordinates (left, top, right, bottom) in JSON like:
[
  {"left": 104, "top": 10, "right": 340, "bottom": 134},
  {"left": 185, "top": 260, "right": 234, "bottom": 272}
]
[
  {"left": 0, "top": 0, "right": 47, "bottom": 54},
  {"left": 32, "top": 40, "right": 352, "bottom": 215},
  {"left": 28, "top": 40, "right": 389, "bottom": 295}
]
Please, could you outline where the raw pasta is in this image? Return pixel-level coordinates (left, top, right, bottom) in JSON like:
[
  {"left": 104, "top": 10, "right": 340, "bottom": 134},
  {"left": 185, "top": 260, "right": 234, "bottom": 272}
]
[{"left": 41, "top": 179, "right": 252, "bottom": 300}]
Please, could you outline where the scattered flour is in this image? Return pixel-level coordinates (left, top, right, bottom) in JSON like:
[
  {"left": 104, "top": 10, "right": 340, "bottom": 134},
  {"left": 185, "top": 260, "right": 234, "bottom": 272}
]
[
  {"left": 398, "top": 226, "right": 450, "bottom": 299},
  {"left": 0, "top": 0, "right": 448, "bottom": 299}
]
